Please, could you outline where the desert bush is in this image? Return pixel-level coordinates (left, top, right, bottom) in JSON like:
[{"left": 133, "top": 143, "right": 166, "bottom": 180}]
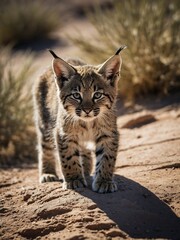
[
  {"left": 71, "top": 0, "right": 180, "bottom": 101},
  {"left": 0, "top": 0, "right": 59, "bottom": 46},
  {"left": 0, "top": 47, "right": 36, "bottom": 167}
]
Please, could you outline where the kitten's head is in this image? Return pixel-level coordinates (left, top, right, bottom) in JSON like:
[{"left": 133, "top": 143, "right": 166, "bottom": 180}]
[{"left": 49, "top": 47, "right": 126, "bottom": 122}]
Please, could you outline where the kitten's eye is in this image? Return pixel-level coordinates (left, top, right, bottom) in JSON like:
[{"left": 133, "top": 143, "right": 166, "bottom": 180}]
[
  {"left": 72, "top": 92, "right": 81, "bottom": 100},
  {"left": 93, "top": 92, "right": 103, "bottom": 100}
]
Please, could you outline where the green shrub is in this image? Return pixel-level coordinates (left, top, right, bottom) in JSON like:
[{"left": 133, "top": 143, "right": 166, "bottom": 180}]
[
  {"left": 71, "top": 0, "right": 180, "bottom": 101},
  {"left": 0, "top": 47, "right": 36, "bottom": 167},
  {"left": 0, "top": 0, "right": 59, "bottom": 46}
]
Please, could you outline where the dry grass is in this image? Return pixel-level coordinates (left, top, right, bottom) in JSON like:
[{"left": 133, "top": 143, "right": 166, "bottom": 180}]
[
  {"left": 71, "top": 0, "right": 180, "bottom": 102},
  {"left": 0, "top": 47, "right": 36, "bottom": 167},
  {"left": 0, "top": 0, "right": 59, "bottom": 46}
]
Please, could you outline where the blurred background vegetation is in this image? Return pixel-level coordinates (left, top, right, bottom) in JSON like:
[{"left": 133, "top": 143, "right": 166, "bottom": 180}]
[
  {"left": 0, "top": 47, "right": 35, "bottom": 166},
  {"left": 72, "top": 0, "right": 180, "bottom": 102},
  {"left": 0, "top": 0, "right": 61, "bottom": 166},
  {"left": 0, "top": 0, "right": 179, "bottom": 167},
  {"left": 0, "top": 0, "right": 59, "bottom": 46}
]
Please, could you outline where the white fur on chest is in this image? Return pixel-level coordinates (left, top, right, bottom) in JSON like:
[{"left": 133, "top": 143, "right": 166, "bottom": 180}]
[{"left": 78, "top": 121, "right": 96, "bottom": 150}]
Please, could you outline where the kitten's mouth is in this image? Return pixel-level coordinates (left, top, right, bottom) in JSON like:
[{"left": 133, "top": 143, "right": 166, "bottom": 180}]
[{"left": 79, "top": 114, "right": 97, "bottom": 121}]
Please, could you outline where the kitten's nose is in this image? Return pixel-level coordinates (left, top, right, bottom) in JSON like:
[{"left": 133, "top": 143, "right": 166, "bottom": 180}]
[{"left": 83, "top": 108, "right": 92, "bottom": 114}]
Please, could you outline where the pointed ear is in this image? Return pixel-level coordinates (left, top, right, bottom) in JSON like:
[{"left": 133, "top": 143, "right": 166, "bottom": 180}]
[
  {"left": 98, "top": 55, "right": 121, "bottom": 79},
  {"left": 98, "top": 46, "right": 126, "bottom": 85},
  {"left": 49, "top": 49, "right": 76, "bottom": 85}
]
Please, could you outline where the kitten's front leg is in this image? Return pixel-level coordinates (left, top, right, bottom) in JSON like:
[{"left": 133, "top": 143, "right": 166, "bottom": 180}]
[
  {"left": 57, "top": 134, "right": 87, "bottom": 189},
  {"left": 93, "top": 131, "right": 119, "bottom": 193}
]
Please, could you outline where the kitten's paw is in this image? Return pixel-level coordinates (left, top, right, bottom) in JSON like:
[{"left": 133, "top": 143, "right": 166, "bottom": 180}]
[
  {"left": 63, "top": 178, "right": 87, "bottom": 189},
  {"left": 40, "top": 174, "right": 59, "bottom": 183},
  {"left": 92, "top": 180, "right": 118, "bottom": 193}
]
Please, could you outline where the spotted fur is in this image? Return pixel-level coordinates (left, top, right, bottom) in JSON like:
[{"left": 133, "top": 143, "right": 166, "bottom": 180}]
[{"left": 33, "top": 46, "right": 126, "bottom": 193}]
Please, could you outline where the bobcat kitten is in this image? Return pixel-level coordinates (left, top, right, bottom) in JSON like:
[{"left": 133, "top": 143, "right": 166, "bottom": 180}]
[{"left": 34, "top": 46, "right": 126, "bottom": 193}]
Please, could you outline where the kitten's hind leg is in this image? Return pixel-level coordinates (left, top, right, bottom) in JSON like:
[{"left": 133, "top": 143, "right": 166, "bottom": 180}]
[
  {"left": 37, "top": 125, "right": 59, "bottom": 183},
  {"left": 34, "top": 75, "right": 59, "bottom": 183}
]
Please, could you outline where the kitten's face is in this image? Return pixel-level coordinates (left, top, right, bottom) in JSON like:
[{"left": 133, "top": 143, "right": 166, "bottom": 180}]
[
  {"left": 51, "top": 49, "right": 124, "bottom": 122},
  {"left": 60, "top": 68, "right": 117, "bottom": 121}
]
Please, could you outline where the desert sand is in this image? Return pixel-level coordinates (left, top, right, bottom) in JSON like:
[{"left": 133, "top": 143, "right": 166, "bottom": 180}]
[{"left": 1, "top": 105, "right": 180, "bottom": 239}]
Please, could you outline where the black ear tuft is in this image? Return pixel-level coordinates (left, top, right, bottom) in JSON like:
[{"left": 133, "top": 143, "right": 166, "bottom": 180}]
[
  {"left": 48, "top": 49, "right": 60, "bottom": 59},
  {"left": 115, "top": 45, "right": 127, "bottom": 55}
]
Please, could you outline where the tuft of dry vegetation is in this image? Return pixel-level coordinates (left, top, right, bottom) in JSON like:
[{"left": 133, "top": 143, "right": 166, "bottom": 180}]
[
  {"left": 0, "top": 47, "right": 36, "bottom": 167},
  {"left": 0, "top": 0, "right": 59, "bottom": 46},
  {"left": 71, "top": 0, "right": 180, "bottom": 102}
]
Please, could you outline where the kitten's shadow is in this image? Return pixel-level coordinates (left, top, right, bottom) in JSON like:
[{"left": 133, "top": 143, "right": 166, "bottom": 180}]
[{"left": 77, "top": 175, "right": 180, "bottom": 239}]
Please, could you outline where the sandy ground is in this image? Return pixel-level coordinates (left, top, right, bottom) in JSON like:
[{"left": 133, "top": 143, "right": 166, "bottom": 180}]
[{"left": 0, "top": 106, "right": 180, "bottom": 240}]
